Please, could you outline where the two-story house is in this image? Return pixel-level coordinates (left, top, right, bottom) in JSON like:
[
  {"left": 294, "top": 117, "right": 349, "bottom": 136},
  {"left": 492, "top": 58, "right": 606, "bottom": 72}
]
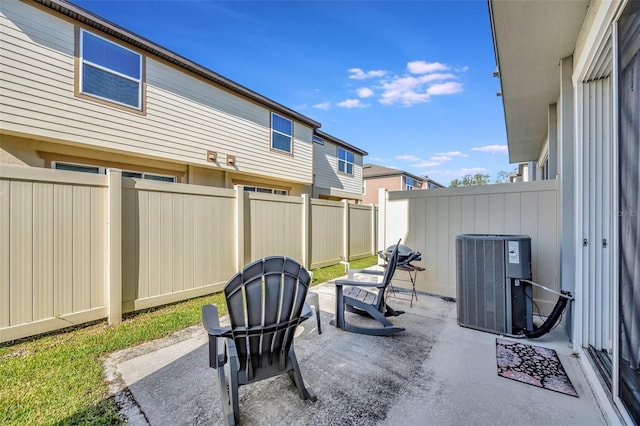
[
  {"left": 312, "top": 130, "right": 367, "bottom": 202},
  {"left": 362, "top": 163, "right": 443, "bottom": 204},
  {"left": 0, "top": 0, "right": 365, "bottom": 200}
]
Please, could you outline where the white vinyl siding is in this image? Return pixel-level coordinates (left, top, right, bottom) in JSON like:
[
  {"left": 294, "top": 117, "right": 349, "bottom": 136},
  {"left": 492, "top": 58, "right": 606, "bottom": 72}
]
[
  {"left": 313, "top": 140, "right": 363, "bottom": 195},
  {"left": 0, "top": 1, "right": 313, "bottom": 184}
]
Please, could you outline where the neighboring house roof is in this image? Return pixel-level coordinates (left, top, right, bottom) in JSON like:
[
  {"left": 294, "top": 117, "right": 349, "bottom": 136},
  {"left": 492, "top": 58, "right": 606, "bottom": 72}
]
[
  {"left": 488, "top": 0, "right": 589, "bottom": 162},
  {"left": 363, "top": 164, "right": 424, "bottom": 182},
  {"left": 314, "top": 130, "right": 368, "bottom": 156},
  {"left": 425, "top": 178, "right": 445, "bottom": 188},
  {"left": 35, "top": 0, "right": 321, "bottom": 129}
]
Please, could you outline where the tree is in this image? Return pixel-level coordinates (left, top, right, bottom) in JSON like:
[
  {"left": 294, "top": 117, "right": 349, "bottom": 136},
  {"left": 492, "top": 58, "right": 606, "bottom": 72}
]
[
  {"left": 495, "top": 168, "right": 517, "bottom": 184},
  {"left": 449, "top": 173, "right": 490, "bottom": 187}
]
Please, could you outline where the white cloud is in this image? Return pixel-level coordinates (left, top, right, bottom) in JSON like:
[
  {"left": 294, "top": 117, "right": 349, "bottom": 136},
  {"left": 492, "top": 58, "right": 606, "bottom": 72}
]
[
  {"left": 428, "top": 167, "right": 489, "bottom": 177},
  {"left": 413, "top": 161, "right": 441, "bottom": 168},
  {"left": 471, "top": 145, "right": 508, "bottom": 154},
  {"left": 426, "top": 81, "right": 463, "bottom": 96},
  {"left": 418, "top": 73, "right": 458, "bottom": 83},
  {"left": 336, "top": 98, "right": 368, "bottom": 108},
  {"left": 395, "top": 154, "right": 420, "bottom": 162},
  {"left": 312, "top": 101, "right": 331, "bottom": 110},
  {"left": 357, "top": 87, "right": 374, "bottom": 98},
  {"left": 348, "top": 67, "right": 388, "bottom": 80},
  {"left": 342, "top": 61, "right": 466, "bottom": 106},
  {"left": 430, "top": 155, "right": 451, "bottom": 162},
  {"left": 407, "top": 61, "right": 449, "bottom": 74},
  {"left": 436, "top": 151, "right": 468, "bottom": 157}
]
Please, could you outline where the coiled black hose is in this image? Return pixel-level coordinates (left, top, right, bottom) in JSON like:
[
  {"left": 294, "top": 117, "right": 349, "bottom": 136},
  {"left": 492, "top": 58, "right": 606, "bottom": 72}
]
[{"left": 523, "top": 290, "right": 572, "bottom": 338}]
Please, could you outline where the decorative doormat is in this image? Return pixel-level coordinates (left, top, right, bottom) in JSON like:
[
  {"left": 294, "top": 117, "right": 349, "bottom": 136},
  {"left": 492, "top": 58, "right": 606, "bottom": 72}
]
[{"left": 496, "top": 338, "right": 578, "bottom": 397}]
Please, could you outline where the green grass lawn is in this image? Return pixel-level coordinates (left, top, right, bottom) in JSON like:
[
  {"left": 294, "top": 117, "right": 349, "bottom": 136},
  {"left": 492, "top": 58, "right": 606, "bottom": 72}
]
[{"left": 0, "top": 256, "right": 376, "bottom": 425}]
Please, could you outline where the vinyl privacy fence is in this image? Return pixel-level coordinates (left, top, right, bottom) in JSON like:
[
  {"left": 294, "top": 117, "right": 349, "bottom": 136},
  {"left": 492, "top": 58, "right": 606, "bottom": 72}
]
[
  {"left": 378, "top": 180, "right": 559, "bottom": 315},
  {"left": 0, "top": 165, "right": 376, "bottom": 342}
]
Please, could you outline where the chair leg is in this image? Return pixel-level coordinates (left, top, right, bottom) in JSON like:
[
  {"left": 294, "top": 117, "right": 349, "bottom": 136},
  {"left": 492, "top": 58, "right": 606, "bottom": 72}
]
[
  {"left": 218, "top": 342, "right": 240, "bottom": 425},
  {"left": 288, "top": 347, "right": 318, "bottom": 402},
  {"left": 339, "top": 297, "right": 406, "bottom": 336}
]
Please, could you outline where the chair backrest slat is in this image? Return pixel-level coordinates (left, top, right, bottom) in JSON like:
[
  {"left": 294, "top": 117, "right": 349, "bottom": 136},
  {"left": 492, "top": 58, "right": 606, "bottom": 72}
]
[{"left": 224, "top": 256, "right": 311, "bottom": 366}]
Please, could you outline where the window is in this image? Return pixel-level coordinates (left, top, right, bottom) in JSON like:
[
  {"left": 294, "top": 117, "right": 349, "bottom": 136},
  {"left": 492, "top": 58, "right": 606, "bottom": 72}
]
[
  {"left": 337, "top": 148, "right": 354, "bottom": 175},
  {"left": 312, "top": 136, "right": 324, "bottom": 145},
  {"left": 404, "top": 177, "right": 414, "bottom": 191},
  {"left": 79, "top": 29, "right": 142, "bottom": 109},
  {"left": 243, "top": 186, "right": 288, "bottom": 195},
  {"left": 271, "top": 113, "right": 293, "bottom": 153},
  {"left": 539, "top": 154, "right": 549, "bottom": 180},
  {"left": 54, "top": 162, "right": 176, "bottom": 182}
]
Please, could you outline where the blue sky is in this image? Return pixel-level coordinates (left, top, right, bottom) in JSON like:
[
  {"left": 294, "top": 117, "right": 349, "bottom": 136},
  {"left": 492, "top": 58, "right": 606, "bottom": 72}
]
[{"left": 73, "top": 0, "right": 513, "bottom": 186}]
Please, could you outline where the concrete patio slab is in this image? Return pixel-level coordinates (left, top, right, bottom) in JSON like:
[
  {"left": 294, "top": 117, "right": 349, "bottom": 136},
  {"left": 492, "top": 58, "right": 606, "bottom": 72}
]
[{"left": 104, "top": 281, "right": 609, "bottom": 426}]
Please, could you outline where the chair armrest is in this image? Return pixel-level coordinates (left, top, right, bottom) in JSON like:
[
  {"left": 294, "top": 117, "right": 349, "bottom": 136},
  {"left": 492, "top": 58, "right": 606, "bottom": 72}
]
[
  {"left": 202, "top": 304, "right": 233, "bottom": 369},
  {"left": 202, "top": 304, "right": 231, "bottom": 337},
  {"left": 347, "top": 269, "right": 384, "bottom": 280},
  {"left": 335, "top": 279, "right": 386, "bottom": 288}
]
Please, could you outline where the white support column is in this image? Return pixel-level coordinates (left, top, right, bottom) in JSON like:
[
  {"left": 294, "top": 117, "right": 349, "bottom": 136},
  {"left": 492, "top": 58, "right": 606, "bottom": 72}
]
[
  {"left": 107, "top": 169, "right": 122, "bottom": 325},
  {"left": 558, "top": 55, "right": 577, "bottom": 341},
  {"left": 548, "top": 103, "right": 558, "bottom": 178},
  {"left": 235, "top": 185, "right": 245, "bottom": 271}
]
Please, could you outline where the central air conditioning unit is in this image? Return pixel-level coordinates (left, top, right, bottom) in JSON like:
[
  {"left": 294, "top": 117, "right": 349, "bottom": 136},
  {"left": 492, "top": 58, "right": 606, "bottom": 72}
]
[{"left": 455, "top": 234, "right": 533, "bottom": 336}]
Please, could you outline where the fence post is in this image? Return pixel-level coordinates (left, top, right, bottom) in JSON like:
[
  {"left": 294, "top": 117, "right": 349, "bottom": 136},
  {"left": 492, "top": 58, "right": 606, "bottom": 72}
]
[
  {"left": 107, "top": 169, "right": 122, "bottom": 325},
  {"left": 301, "top": 194, "right": 311, "bottom": 269},
  {"left": 342, "top": 199, "right": 349, "bottom": 262},
  {"left": 370, "top": 203, "right": 376, "bottom": 256},
  {"left": 377, "top": 188, "right": 387, "bottom": 253},
  {"left": 235, "top": 185, "right": 245, "bottom": 271}
]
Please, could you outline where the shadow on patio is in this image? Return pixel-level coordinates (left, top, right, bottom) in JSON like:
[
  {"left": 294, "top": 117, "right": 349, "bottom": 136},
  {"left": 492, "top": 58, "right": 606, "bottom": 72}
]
[{"left": 104, "top": 280, "right": 607, "bottom": 426}]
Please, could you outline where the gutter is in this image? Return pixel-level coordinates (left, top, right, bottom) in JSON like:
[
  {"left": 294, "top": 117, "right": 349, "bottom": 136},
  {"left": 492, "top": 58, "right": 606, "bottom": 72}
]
[{"left": 35, "top": 0, "right": 321, "bottom": 129}]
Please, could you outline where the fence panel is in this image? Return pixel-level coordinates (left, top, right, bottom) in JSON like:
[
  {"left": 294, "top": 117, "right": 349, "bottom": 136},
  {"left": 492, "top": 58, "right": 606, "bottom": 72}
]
[
  {"left": 384, "top": 181, "right": 559, "bottom": 314},
  {"left": 1, "top": 165, "right": 376, "bottom": 342},
  {"left": 310, "top": 199, "right": 344, "bottom": 269},
  {"left": 349, "top": 204, "right": 374, "bottom": 260},
  {"left": 121, "top": 179, "right": 236, "bottom": 312},
  {"left": 247, "top": 192, "right": 303, "bottom": 264},
  {"left": 0, "top": 165, "right": 108, "bottom": 342}
]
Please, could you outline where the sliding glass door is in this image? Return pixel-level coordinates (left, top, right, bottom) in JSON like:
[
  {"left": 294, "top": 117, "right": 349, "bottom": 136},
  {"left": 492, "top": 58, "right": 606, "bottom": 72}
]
[{"left": 618, "top": 2, "right": 640, "bottom": 422}]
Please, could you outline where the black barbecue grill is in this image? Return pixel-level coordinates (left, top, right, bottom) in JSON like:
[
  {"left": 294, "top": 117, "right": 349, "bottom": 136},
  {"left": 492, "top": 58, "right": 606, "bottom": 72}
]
[
  {"left": 379, "top": 244, "right": 422, "bottom": 266},
  {"left": 378, "top": 243, "right": 423, "bottom": 306}
]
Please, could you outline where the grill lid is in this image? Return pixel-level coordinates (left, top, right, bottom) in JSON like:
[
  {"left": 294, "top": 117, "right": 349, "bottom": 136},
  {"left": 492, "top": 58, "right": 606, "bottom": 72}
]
[{"left": 379, "top": 244, "right": 422, "bottom": 265}]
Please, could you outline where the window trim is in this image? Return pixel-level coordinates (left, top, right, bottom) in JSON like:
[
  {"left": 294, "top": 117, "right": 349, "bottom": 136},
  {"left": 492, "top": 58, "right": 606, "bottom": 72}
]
[
  {"left": 270, "top": 113, "right": 293, "bottom": 154},
  {"left": 41, "top": 151, "right": 184, "bottom": 182},
  {"left": 337, "top": 147, "right": 354, "bottom": 176},
  {"left": 404, "top": 176, "right": 415, "bottom": 191},
  {"left": 75, "top": 27, "right": 146, "bottom": 114},
  {"left": 243, "top": 185, "right": 288, "bottom": 196},
  {"left": 52, "top": 161, "right": 177, "bottom": 182}
]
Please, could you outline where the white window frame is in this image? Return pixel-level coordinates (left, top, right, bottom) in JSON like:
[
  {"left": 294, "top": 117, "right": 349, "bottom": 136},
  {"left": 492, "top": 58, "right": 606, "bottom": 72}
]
[
  {"left": 53, "top": 161, "right": 176, "bottom": 182},
  {"left": 271, "top": 113, "right": 293, "bottom": 154},
  {"left": 337, "top": 147, "right": 354, "bottom": 175},
  {"left": 243, "top": 185, "right": 288, "bottom": 195},
  {"left": 404, "top": 176, "right": 415, "bottom": 191},
  {"left": 79, "top": 29, "right": 143, "bottom": 110}
]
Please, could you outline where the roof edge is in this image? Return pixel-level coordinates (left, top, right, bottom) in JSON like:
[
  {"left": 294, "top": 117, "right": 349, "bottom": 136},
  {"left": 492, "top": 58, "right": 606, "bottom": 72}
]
[
  {"left": 314, "top": 130, "right": 368, "bottom": 155},
  {"left": 36, "top": 0, "right": 321, "bottom": 128}
]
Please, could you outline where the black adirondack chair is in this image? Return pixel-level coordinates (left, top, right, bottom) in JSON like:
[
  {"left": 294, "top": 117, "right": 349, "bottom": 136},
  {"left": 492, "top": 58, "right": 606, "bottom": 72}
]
[
  {"left": 202, "top": 256, "right": 317, "bottom": 426},
  {"left": 330, "top": 239, "right": 406, "bottom": 335}
]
